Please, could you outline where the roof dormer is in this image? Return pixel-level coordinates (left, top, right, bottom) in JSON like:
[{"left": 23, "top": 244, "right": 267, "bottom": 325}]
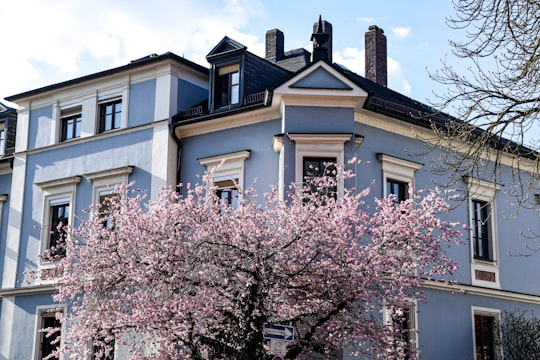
[{"left": 206, "top": 37, "right": 247, "bottom": 113}]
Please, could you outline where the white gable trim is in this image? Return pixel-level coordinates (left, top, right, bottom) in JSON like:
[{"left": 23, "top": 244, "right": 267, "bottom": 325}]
[{"left": 273, "top": 61, "right": 368, "bottom": 110}]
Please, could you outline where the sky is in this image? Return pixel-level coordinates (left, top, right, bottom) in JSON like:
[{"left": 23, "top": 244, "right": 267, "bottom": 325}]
[{"left": 0, "top": 0, "right": 461, "bottom": 109}]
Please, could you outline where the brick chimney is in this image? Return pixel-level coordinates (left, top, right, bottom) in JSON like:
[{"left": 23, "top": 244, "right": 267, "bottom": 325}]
[
  {"left": 312, "top": 17, "right": 332, "bottom": 63},
  {"left": 265, "top": 28, "right": 285, "bottom": 61},
  {"left": 364, "top": 25, "right": 387, "bottom": 86}
]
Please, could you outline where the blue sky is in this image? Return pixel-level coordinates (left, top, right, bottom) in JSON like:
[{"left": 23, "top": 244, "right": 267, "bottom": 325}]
[{"left": 0, "top": 0, "right": 460, "bottom": 108}]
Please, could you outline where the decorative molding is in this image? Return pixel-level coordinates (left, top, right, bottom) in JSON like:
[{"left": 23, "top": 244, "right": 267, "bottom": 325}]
[
  {"left": 85, "top": 166, "right": 134, "bottom": 182},
  {"left": 35, "top": 176, "right": 81, "bottom": 189},
  {"left": 198, "top": 150, "right": 251, "bottom": 167}
]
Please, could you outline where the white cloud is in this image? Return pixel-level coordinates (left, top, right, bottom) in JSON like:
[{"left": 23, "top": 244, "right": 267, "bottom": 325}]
[
  {"left": 356, "top": 16, "right": 374, "bottom": 23},
  {"left": 388, "top": 57, "right": 411, "bottom": 96},
  {"left": 0, "top": 0, "right": 266, "bottom": 101},
  {"left": 333, "top": 48, "right": 365, "bottom": 75},
  {"left": 334, "top": 48, "right": 412, "bottom": 96},
  {"left": 391, "top": 27, "right": 412, "bottom": 40}
]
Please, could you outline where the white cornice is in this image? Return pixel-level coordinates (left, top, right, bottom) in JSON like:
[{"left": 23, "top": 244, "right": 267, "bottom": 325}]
[
  {"left": 356, "top": 110, "right": 538, "bottom": 171},
  {"left": 423, "top": 279, "right": 540, "bottom": 304},
  {"left": 0, "top": 284, "right": 56, "bottom": 297}
]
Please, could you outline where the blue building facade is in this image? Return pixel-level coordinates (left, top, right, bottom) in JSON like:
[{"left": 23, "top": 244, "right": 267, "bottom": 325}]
[{"left": 1, "top": 18, "right": 539, "bottom": 359}]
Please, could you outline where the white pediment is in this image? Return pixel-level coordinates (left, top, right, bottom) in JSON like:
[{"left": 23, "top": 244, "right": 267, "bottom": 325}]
[{"left": 273, "top": 61, "right": 368, "bottom": 109}]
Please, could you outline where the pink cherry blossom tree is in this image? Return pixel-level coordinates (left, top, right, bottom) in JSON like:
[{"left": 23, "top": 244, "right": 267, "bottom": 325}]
[{"left": 44, "top": 165, "right": 462, "bottom": 359}]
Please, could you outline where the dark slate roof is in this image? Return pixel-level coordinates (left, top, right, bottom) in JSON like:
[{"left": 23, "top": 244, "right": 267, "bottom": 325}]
[
  {"left": 273, "top": 48, "right": 311, "bottom": 72},
  {"left": 333, "top": 65, "right": 450, "bottom": 129},
  {"left": 5, "top": 52, "right": 208, "bottom": 102},
  {"left": 332, "top": 65, "right": 536, "bottom": 159}
]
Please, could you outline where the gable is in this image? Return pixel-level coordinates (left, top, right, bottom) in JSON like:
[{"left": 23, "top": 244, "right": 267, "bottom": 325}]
[
  {"left": 207, "top": 36, "right": 247, "bottom": 59},
  {"left": 290, "top": 66, "right": 352, "bottom": 90}
]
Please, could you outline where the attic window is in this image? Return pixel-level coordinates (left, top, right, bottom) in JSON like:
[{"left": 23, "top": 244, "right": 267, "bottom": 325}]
[{"left": 215, "top": 63, "right": 240, "bottom": 108}]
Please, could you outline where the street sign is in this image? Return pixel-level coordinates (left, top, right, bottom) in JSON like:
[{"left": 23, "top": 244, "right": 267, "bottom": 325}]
[{"left": 263, "top": 323, "right": 295, "bottom": 341}]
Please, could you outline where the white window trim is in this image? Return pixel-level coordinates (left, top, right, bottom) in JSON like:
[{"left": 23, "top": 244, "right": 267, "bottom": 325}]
[
  {"left": 383, "top": 299, "right": 419, "bottom": 359},
  {"left": 471, "top": 306, "right": 503, "bottom": 360},
  {"left": 35, "top": 176, "right": 81, "bottom": 267},
  {"left": 85, "top": 166, "right": 133, "bottom": 217},
  {"left": 288, "top": 133, "right": 351, "bottom": 198},
  {"left": 465, "top": 177, "right": 501, "bottom": 289},
  {"left": 97, "top": 88, "right": 128, "bottom": 133},
  {"left": 378, "top": 154, "right": 422, "bottom": 197},
  {"left": 33, "top": 305, "right": 64, "bottom": 360},
  {"left": 0, "top": 194, "right": 7, "bottom": 230},
  {"left": 199, "top": 150, "right": 250, "bottom": 200}
]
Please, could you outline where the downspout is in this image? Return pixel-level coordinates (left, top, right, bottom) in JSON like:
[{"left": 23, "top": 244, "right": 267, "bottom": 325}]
[{"left": 169, "top": 121, "right": 183, "bottom": 190}]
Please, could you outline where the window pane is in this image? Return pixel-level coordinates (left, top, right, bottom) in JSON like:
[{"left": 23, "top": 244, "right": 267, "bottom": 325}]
[
  {"left": 473, "top": 200, "right": 491, "bottom": 260},
  {"left": 100, "top": 100, "right": 122, "bottom": 132},
  {"left": 50, "top": 203, "right": 69, "bottom": 257},
  {"left": 40, "top": 313, "right": 61, "bottom": 359},
  {"left": 215, "top": 179, "right": 238, "bottom": 207},
  {"left": 475, "top": 314, "right": 495, "bottom": 360},
  {"left": 387, "top": 179, "right": 407, "bottom": 204},
  {"left": 302, "top": 157, "right": 337, "bottom": 201}
]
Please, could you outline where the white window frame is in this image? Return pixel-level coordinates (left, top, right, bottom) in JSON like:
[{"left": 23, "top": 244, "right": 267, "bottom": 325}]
[
  {"left": 33, "top": 305, "right": 64, "bottom": 360},
  {"left": 36, "top": 176, "right": 81, "bottom": 266},
  {"left": 85, "top": 166, "right": 134, "bottom": 217},
  {"left": 199, "top": 150, "right": 251, "bottom": 202},
  {"left": 471, "top": 306, "right": 502, "bottom": 360},
  {"left": 288, "top": 133, "right": 352, "bottom": 198},
  {"left": 383, "top": 299, "right": 419, "bottom": 359},
  {"left": 378, "top": 154, "right": 422, "bottom": 198},
  {"left": 466, "top": 177, "right": 501, "bottom": 289}
]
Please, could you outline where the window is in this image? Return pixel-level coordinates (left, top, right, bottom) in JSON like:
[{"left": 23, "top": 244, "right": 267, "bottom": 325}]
[
  {"left": 199, "top": 150, "right": 250, "bottom": 207},
  {"left": 378, "top": 154, "right": 422, "bottom": 201},
  {"left": 36, "top": 176, "right": 81, "bottom": 263},
  {"left": 36, "top": 308, "right": 62, "bottom": 360},
  {"left": 92, "top": 330, "right": 115, "bottom": 360},
  {"left": 472, "top": 307, "right": 501, "bottom": 360},
  {"left": 383, "top": 302, "right": 418, "bottom": 359},
  {"left": 215, "top": 178, "right": 239, "bottom": 207},
  {"left": 472, "top": 200, "right": 490, "bottom": 260},
  {"left": 466, "top": 177, "right": 501, "bottom": 288},
  {"left": 387, "top": 179, "right": 408, "bottom": 204},
  {"left": 214, "top": 63, "right": 240, "bottom": 108},
  {"left": 48, "top": 201, "right": 69, "bottom": 257},
  {"left": 85, "top": 166, "right": 134, "bottom": 219},
  {"left": 61, "top": 106, "right": 82, "bottom": 141},
  {"left": 288, "top": 134, "right": 352, "bottom": 199},
  {"left": 302, "top": 157, "right": 337, "bottom": 201},
  {"left": 99, "top": 99, "right": 122, "bottom": 132}
]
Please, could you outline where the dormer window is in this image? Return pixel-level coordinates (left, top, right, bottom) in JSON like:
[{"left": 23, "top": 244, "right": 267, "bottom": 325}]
[{"left": 215, "top": 63, "right": 240, "bottom": 108}]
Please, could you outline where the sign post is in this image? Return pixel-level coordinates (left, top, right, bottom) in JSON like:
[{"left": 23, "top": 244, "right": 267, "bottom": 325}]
[{"left": 264, "top": 323, "right": 295, "bottom": 357}]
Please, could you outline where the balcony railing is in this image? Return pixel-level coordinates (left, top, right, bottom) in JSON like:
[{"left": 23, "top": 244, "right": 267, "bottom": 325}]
[{"left": 176, "top": 90, "right": 271, "bottom": 122}]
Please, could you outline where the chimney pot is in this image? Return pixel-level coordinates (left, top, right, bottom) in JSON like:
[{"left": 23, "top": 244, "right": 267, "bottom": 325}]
[{"left": 365, "top": 25, "right": 387, "bottom": 86}]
